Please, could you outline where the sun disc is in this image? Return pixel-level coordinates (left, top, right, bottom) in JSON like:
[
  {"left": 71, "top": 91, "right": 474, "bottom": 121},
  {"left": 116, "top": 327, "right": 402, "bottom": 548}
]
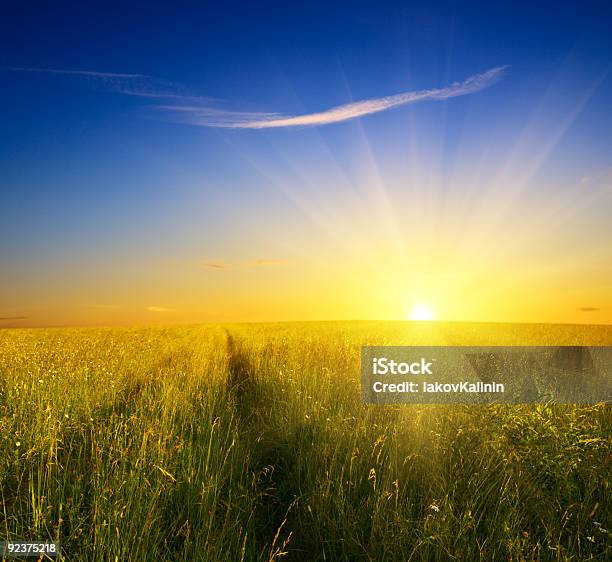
[{"left": 409, "top": 303, "right": 435, "bottom": 321}]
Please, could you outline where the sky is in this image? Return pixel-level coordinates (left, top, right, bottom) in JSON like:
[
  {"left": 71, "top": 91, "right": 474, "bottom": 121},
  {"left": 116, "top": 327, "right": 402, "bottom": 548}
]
[{"left": 1, "top": 0, "right": 612, "bottom": 327}]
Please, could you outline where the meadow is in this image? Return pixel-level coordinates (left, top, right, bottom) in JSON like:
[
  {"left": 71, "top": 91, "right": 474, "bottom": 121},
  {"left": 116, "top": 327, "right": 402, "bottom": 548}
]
[{"left": 0, "top": 321, "right": 610, "bottom": 561}]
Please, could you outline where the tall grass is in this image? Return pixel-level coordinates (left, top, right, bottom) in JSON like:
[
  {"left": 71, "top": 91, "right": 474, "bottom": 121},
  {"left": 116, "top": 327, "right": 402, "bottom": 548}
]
[{"left": 0, "top": 322, "right": 610, "bottom": 560}]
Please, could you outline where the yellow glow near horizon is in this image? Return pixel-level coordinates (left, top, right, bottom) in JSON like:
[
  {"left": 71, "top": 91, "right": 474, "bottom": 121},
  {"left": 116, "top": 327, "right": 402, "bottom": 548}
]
[
  {"left": 409, "top": 303, "right": 436, "bottom": 321},
  {"left": 4, "top": 111, "right": 612, "bottom": 328}
]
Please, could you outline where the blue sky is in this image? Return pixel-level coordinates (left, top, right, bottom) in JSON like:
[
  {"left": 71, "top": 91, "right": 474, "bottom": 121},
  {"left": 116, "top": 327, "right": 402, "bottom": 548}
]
[{"left": 1, "top": 1, "right": 611, "bottom": 325}]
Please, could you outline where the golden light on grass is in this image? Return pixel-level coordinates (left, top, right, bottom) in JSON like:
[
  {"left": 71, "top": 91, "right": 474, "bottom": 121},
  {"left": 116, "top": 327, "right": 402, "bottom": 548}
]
[{"left": 1, "top": 321, "right": 610, "bottom": 559}]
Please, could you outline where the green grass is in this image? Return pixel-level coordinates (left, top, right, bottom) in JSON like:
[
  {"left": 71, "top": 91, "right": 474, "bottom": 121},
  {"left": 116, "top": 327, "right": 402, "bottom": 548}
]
[{"left": 0, "top": 321, "right": 610, "bottom": 560}]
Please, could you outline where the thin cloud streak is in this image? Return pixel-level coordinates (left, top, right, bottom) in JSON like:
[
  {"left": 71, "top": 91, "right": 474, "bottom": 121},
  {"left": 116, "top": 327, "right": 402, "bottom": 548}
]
[
  {"left": 146, "top": 306, "right": 174, "bottom": 312},
  {"left": 158, "top": 66, "right": 508, "bottom": 129},
  {"left": 8, "top": 66, "right": 211, "bottom": 101},
  {"left": 9, "top": 65, "right": 507, "bottom": 125},
  {"left": 198, "top": 259, "right": 290, "bottom": 270},
  {"left": 9, "top": 67, "right": 146, "bottom": 78}
]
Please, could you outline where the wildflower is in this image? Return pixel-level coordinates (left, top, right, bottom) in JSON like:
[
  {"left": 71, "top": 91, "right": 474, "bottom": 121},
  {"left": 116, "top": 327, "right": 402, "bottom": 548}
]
[{"left": 593, "top": 521, "right": 609, "bottom": 534}]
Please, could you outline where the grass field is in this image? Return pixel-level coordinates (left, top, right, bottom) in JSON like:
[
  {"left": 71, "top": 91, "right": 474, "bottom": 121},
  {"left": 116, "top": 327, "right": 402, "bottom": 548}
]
[{"left": 0, "top": 321, "right": 610, "bottom": 561}]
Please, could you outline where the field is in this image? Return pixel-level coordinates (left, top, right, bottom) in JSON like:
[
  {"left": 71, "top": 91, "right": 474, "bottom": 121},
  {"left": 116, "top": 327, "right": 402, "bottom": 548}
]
[{"left": 0, "top": 321, "right": 610, "bottom": 561}]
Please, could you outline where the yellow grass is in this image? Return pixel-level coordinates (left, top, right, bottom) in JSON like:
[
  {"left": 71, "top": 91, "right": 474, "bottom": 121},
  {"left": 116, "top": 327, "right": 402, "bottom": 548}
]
[{"left": 0, "top": 321, "right": 610, "bottom": 560}]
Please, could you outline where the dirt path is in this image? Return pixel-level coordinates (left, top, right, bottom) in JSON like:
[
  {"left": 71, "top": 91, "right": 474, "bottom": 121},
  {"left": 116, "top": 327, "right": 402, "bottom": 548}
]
[{"left": 223, "top": 329, "right": 301, "bottom": 560}]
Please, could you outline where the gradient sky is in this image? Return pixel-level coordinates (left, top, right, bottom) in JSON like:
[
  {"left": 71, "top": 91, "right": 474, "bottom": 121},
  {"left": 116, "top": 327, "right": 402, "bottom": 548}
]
[{"left": 1, "top": 1, "right": 612, "bottom": 327}]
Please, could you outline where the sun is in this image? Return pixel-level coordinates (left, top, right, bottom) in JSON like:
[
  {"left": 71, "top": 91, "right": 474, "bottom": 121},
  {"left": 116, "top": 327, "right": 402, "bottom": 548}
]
[{"left": 408, "top": 303, "right": 436, "bottom": 321}]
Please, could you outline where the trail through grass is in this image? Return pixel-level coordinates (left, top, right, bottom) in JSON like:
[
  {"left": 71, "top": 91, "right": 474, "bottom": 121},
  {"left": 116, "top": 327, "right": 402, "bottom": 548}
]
[{"left": 0, "top": 322, "right": 610, "bottom": 560}]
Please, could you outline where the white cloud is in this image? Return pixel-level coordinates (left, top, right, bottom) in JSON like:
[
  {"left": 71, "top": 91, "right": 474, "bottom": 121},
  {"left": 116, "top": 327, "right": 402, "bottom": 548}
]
[
  {"left": 158, "top": 66, "right": 508, "bottom": 129},
  {"left": 9, "top": 64, "right": 508, "bottom": 128}
]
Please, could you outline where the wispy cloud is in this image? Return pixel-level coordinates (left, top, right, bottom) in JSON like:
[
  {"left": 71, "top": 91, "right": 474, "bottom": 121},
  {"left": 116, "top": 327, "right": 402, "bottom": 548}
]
[
  {"left": 198, "top": 259, "right": 290, "bottom": 270},
  {"left": 0, "top": 316, "right": 28, "bottom": 321},
  {"left": 9, "top": 64, "right": 507, "bottom": 127},
  {"left": 146, "top": 306, "right": 174, "bottom": 312},
  {"left": 80, "top": 303, "right": 120, "bottom": 309},
  {"left": 9, "top": 67, "right": 146, "bottom": 78},
  {"left": 157, "top": 66, "right": 508, "bottom": 129},
  {"left": 8, "top": 66, "right": 211, "bottom": 101},
  {"left": 580, "top": 168, "right": 612, "bottom": 191},
  {"left": 578, "top": 307, "right": 599, "bottom": 312}
]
